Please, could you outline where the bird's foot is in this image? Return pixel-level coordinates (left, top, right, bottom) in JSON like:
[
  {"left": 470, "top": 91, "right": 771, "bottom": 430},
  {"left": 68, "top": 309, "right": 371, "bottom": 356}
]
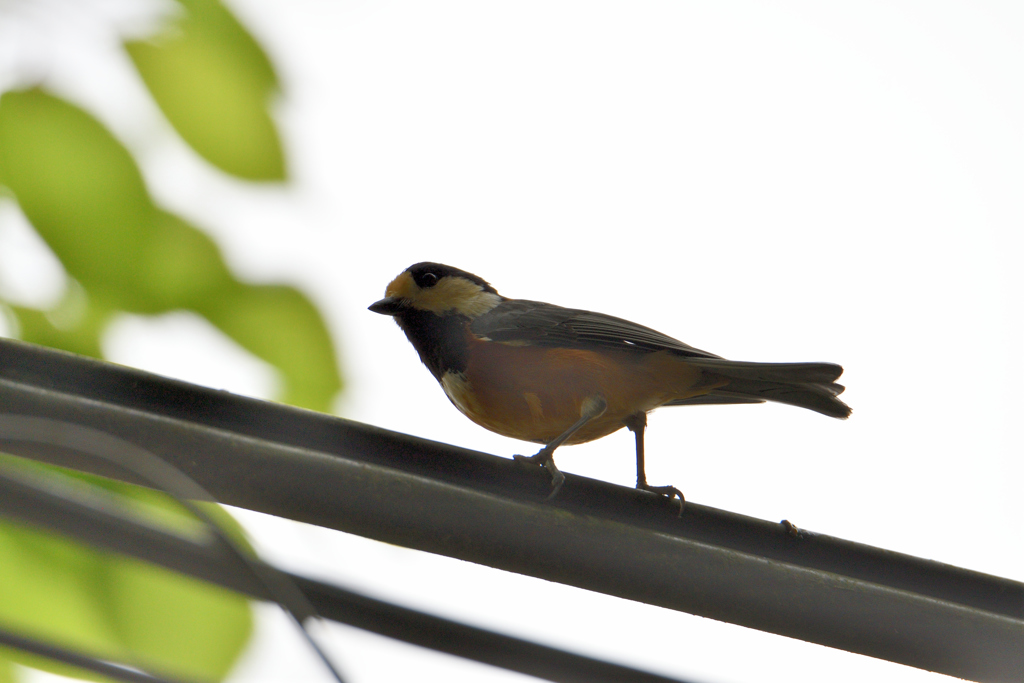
[
  {"left": 638, "top": 482, "right": 685, "bottom": 515},
  {"left": 514, "top": 448, "right": 565, "bottom": 499},
  {"left": 513, "top": 449, "right": 548, "bottom": 465}
]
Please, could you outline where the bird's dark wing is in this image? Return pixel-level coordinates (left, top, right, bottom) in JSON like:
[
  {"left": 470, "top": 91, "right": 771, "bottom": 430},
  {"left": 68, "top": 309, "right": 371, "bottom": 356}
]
[{"left": 470, "top": 299, "right": 722, "bottom": 359}]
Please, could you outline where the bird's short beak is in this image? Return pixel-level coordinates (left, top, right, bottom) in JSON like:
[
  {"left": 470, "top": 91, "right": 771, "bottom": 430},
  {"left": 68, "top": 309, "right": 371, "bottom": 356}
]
[{"left": 368, "top": 297, "right": 405, "bottom": 316}]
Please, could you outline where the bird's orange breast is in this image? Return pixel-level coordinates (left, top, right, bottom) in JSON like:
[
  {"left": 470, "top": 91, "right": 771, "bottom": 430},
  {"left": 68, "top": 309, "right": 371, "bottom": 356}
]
[{"left": 443, "top": 334, "right": 714, "bottom": 445}]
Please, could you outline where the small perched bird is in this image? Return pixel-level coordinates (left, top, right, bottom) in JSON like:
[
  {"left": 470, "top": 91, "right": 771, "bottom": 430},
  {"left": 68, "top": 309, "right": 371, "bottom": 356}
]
[{"left": 370, "top": 262, "right": 850, "bottom": 505}]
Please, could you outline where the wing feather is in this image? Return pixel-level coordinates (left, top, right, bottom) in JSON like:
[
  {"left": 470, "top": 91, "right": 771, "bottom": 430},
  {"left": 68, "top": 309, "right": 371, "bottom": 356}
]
[{"left": 470, "top": 299, "right": 721, "bottom": 359}]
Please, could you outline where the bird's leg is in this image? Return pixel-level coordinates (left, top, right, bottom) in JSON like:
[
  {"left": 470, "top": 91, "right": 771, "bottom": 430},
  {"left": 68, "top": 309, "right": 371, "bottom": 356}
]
[
  {"left": 624, "top": 412, "right": 685, "bottom": 512},
  {"left": 515, "top": 395, "right": 608, "bottom": 499}
]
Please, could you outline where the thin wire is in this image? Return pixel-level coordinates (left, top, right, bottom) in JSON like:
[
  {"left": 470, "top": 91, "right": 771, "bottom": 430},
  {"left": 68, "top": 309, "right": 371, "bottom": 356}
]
[{"left": 0, "top": 413, "right": 347, "bottom": 683}]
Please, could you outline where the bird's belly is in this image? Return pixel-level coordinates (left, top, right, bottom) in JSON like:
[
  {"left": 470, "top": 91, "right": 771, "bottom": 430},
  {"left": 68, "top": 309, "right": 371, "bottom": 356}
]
[{"left": 441, "top": 343, "right": 705, "bottom": 445}]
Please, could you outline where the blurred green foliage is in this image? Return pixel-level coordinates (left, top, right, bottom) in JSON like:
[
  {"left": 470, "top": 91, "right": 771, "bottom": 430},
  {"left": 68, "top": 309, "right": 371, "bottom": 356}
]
[
  {"left": 0, "top": 455, "right": 258, "bottom": 683},
  {"left": 0, "top": 0, "right": 343, "bottom": 679},
  {"left": 0, "top": 491, "right": 252, "bottom": 682},
  {"left": 126, "top": 0, "right": 285, "bottom": 180},
  {"left": 0, "top": 87, "right": 341, "bottom": 411}
]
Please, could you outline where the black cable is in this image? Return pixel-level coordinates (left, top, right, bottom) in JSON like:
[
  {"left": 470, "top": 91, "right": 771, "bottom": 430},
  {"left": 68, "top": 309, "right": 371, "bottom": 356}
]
[{"left": 1, "top": 337, "right": 1021, "bottom": 682}]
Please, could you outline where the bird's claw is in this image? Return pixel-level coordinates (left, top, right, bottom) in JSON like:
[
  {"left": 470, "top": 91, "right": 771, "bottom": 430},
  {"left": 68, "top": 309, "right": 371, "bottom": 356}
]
[
  {"left": 514, "top": 449, "right": 565, "bottom": 498},
  {"left": 543, "top": 461, "right": 565, "bottom": 499},
  {"left": 638, "top": 483, "right": 685, "bottom": 516}
]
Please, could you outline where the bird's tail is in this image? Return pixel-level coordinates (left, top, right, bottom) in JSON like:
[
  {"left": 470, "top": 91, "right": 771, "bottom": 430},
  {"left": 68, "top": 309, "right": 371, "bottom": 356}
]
[{"left": 666, "top": 359, "right": 851, "bottom": 419}]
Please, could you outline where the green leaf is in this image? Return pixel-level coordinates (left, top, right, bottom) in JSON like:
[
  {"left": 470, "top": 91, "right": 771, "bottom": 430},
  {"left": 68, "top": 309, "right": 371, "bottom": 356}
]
[
  {"left": 0, "top": 462, "right": 254, "bottom": 682},
  {"left": 201, "top": 284, "right": 343, "bottom": 411},
  {"left": 108, "top": 557, "right": 252, "bottom": 680},
  {"left": 0, "top": 521, "right": 126, "bottom": 682},
  {"left": 5, "top": 301, "right": 108, "bottom": 360},
  {"left": 0, "top": 656, "right": 17, "bottom": 683},
  {"left": 0, "top": 90, "right": 342, "bottom": 411},
  {"left": 125, "top": 0, "right": 286, "bottom": 181},
  {"left": 0, "top": 89, "right": 155, "bottom": 311},
  {"left": 137, "top": 209, "right": 236, "bottom": 312}
]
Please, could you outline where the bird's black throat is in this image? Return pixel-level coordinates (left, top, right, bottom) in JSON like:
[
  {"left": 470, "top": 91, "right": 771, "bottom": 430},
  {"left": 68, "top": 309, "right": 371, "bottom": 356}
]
[{"left": 393, "top": 309, "right": 470, "bottom": 382}]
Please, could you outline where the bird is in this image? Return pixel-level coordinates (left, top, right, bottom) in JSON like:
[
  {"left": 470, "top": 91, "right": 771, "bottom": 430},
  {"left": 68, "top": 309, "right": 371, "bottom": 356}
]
[{"left": 369, "top": 262, "right": 850, "bottom": 506}]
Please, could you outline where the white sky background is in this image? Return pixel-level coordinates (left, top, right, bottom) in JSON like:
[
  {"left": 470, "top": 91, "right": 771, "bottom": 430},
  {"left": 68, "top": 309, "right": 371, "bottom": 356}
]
[{"left": 2, "top": 1, "right": 1023, "bottom": 682}]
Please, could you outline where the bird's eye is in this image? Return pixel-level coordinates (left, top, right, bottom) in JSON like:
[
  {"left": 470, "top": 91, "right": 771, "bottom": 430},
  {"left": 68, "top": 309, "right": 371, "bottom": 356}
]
[{"left": 420, "top": 272, "right": 438, "bottom": 288}]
